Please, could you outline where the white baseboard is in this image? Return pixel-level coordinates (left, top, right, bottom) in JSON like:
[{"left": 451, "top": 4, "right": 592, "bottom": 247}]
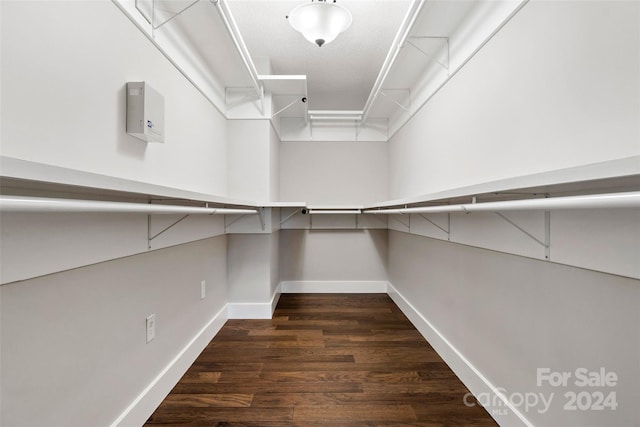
[
  {"left": 228, "top": 286, "right": 282, "bottom": 319},
  {"left": 387, "top": 283, "right": 531, "bottom": 427},
  {"left": 271, "top": 286, "right": 282, "bottom": 313},
  {"left": 227, "top": 281, "right": 388, "bottom": 317},
  {"left": 110, "top": 305, "right": 229, "bottom": 427},
  {"left": 280, "top": 280, "right": 389, "bottom": 293},
  {"left": 227, "top": 302, "right": 273, "bottom": 319}
]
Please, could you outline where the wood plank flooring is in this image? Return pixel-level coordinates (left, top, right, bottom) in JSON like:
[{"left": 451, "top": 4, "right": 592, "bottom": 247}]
[{"left": 145, "top": 294, "right": 497, "bottom": 426}]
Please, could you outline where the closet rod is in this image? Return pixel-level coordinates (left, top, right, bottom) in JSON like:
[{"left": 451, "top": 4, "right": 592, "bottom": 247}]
[
  {"left": 307, "top": 209, "right": 362, "bottom": 215},
  {"left": 363, "top": 191, "right": 640, "bottom": 215},
  {"left": 361, "top": 0, "right": 426, "bottom": 123},
  {"left": 0, "top": 196, "right": 258, "bottom": 215}
]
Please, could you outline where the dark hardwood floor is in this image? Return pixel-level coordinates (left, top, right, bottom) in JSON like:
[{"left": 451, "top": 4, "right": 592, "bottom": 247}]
[{"left": 145, "top": 294, "right": 497, "bottom": 426}]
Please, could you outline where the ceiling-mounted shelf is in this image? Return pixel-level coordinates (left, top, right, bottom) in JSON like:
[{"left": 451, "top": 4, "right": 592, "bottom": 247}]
[
  {"left": 116, "top": 0, "right": 531, "bottom": 142},
  {"left": 360, "top": 0, "right": 529, "bottom": 138},
  {"left": 371, "top": 0, "right": 529, "bottom": 137},
  {"left": 259, "top": 75, "right": 307, "bottom": 96},
  {"left": 113, "top": 0, "right": 259, "bottom": 117},
  {"left": 269, "top": 0, "right": 530, "bottom": 141}
]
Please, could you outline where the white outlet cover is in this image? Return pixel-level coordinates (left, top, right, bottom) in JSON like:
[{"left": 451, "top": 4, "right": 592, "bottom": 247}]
[
  {"left": 146, "top": 314, "right": 156, "bottom": 343},
  {"left": 200, "top": 280, "right": 206, "bottom": 300}
]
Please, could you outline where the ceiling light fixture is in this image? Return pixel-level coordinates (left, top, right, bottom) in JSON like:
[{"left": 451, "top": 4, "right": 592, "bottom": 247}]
[{"left": 287, "top": 0, "right": 352, "bottom": 47}]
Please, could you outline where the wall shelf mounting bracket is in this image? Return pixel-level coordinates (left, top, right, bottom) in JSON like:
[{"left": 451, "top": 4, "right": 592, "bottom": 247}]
[
  {"left": 135, "top": 0, "right": 200, "bottom": 31},
  {"left": 494, "top": 212, "right": 551, "bottom": 259},
  {"left": 391, "top": 214, "right": 410, "bottom": 229},
  {"left": 148, "top": 213, "right": 192, "bottom": 248},
  {"left": 406, "top": 36, "right": 450, "bottom": 74},
  {"left": 258, "top": 207, "right": 266, "bottom": 231},
  {"left": 379, "top": 89, "right": 412, "bottom": 114},
  {"left": 224, "top": 214, "right": 244, "bottom": 231},
  {"left": 418, "top": 213, "right": 450, "bottom": 240},
  {"left": 280, "top": 208, "right": 303, "bottom": 225},
  {"left": 272, "top": 95, "right": 303, "bottom": 118}
]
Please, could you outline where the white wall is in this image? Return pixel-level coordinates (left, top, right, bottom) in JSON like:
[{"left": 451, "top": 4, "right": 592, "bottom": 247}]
[
  {"left": 388, "top": 231, "right": 639, "bottom": 427},
  {"left": 279, "top": 141, "right": 389, "bottom": 205},
  {"left": 0, "top": 2, "right": 235, "bottom": 426},
  {"left": 227, "top": 119, "right": 275, "bottom": 201},
  {"left": 388, "top": 0, "right": 640, "bottom": 199},
  {"left": 226, "top": 231, "right": 280, "bottom": 318},
  {"left": 227, "top": 233, "right": 276, "bottom": 303},
  {"left": 385, "top": 3, "right": 640, "bottom": 426},
  {"left": 279, "top": 229, "right": 388, "bottom": 290},
  {"left": 1, "top": 236, "right": 228, "bottom": 427},
  {"left": 1, "top": 0, "right": 227, "bottom": 195}
]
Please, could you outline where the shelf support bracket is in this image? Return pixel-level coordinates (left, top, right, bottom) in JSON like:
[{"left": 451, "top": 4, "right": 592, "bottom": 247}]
[
  {"left": 379, "top": 89, "right": 412, "bottom": 113},
  {"left": 406, "top": 36, "right": 450, "bottom": 74},
  {"left": 280, "top": 208, "right": 303, "bottom": 225},
  {"left": 272, "top": 96, "right": 302, "bottom": 117},
  {"left": 224, "top": 214, "right": 245, "bottom": 231},
  {"left": 136, "top": 0, "right": 200, "bottom": 31},
  {"left": 495, "top": 212, "right": 550, "bottom": 258},
  {"left": 258, "top": 207, "right": 266, "bottom": 231},
  {"left": 391, "top": 214, "right": 410, "bottom": 229},
  {"left": 148, "top": 214, "right": 191, "bottom": 244},
  {"left": 418, "top": 213, "right": 450, "bottom": 240}
]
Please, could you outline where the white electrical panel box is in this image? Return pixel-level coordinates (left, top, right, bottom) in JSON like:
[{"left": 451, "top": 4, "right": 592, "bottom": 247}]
[{"left": 127, "top": 81, "right": 164, "bottom": 143}]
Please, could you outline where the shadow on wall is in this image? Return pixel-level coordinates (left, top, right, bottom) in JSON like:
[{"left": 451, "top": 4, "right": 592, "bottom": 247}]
[
  {"left": 367, "top": 228, "right": 389, "bottom": 272},
  {"left": 279, "top": 228, "right": 307, "bottom": 277}
]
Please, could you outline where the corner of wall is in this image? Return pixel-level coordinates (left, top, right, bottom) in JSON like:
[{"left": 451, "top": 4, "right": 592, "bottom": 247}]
[{"left": 227, "top": 282, "right": 281, "bottom": 320}]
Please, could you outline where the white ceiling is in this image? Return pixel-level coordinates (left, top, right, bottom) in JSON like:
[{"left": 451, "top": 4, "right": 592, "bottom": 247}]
[
  {"left": 140, "top": 0, "right": 525, "bottom": 134},
  {"left": 226, "top": 0, "right": 412, "bottom": 111}
]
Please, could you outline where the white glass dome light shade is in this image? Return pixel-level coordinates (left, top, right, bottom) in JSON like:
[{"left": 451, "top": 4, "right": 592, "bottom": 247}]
[{"left": 287, "top": 1, "right": 353, "bottom": 47}]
